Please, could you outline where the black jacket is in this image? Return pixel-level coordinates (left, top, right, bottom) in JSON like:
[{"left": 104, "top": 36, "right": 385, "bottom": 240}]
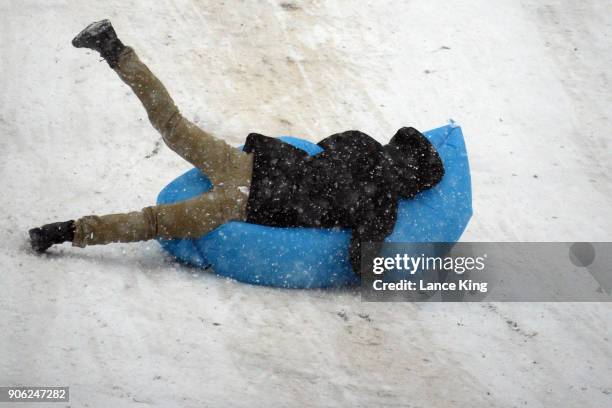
[{"left": 243, "top": 127, "right": 444, "bottom": 273}]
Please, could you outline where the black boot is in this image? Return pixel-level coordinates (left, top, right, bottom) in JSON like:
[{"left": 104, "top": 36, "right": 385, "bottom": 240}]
[
  {"left": 72, "top": 19, "right": 125, "bottom": 68},
  {"left": 29, "top": 221, "right": 76, "bottom": 253}
]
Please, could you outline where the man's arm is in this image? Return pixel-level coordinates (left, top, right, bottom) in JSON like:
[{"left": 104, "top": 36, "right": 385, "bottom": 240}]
[
  {"left": 317, "top": 130, "right": 382, "bottom": 152},
  {"left": 348, "top": 205, "right": 398, "bottom": 274}
]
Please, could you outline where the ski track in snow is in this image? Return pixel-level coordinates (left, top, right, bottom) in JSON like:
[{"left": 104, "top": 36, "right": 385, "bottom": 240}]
[{"left": 1, "top": 1, "right": 611, "bottom": 407}]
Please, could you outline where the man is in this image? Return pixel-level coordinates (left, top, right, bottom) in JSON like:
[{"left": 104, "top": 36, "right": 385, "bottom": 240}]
[{"left": 29, "top": 20, "right": 444, "bottom": 274}]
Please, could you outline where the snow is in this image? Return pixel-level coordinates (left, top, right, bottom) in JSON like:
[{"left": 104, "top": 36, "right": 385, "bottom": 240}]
[{"left": 1, "top": 0, "right": 611, "bottom": 407}]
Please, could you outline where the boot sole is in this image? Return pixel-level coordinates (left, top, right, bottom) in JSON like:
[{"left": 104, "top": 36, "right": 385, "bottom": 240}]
[{"left": 72, "top": 19, "right": 112, "bottom": 48}]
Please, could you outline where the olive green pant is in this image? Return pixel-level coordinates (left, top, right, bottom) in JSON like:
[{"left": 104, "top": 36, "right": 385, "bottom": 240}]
[{"left": 73, "top": 47, "right": 253, "bottom": 247}]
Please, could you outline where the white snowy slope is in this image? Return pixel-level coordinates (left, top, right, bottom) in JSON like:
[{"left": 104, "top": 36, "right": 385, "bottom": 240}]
[{"left": 1, "top": 0, "right": 611, "bottom": 407}]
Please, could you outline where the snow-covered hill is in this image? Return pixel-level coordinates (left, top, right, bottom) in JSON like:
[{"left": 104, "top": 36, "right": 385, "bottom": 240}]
[{"left": 1, "top": 0, "right": 611, "bottom": 406}]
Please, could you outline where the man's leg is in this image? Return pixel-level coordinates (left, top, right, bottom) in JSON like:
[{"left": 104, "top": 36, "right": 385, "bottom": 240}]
[
  {"left": 72, "top": 20, "right": 252, "bottom": 187},
  {"left": 112, "top": 48, "right": 253, "bottom": 186},
  {"left": 72, "top": 185, "right": 248, "bottom": 247}
]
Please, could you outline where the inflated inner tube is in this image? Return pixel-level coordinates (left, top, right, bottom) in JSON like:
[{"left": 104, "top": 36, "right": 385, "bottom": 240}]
[{"left": 157, "top": 124, "right": 472, "bottom": 288}]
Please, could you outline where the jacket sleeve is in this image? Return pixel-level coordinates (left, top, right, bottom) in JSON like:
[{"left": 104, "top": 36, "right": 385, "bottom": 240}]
[
  {"left": 317, "top": 130, "right": 382, "bottom": 153},
  {"left": 348, "top": 205, "right": 397, "bottom": 274}
]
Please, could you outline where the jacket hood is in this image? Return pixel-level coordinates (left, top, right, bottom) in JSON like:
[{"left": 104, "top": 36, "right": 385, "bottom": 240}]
[{"left": 383, "top": 127, "right": 445, "bottom": 198}]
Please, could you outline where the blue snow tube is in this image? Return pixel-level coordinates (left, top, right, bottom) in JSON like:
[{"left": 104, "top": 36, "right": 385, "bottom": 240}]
[{"left": 157, "top": 124, "right": 472, "bottom": 288}]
